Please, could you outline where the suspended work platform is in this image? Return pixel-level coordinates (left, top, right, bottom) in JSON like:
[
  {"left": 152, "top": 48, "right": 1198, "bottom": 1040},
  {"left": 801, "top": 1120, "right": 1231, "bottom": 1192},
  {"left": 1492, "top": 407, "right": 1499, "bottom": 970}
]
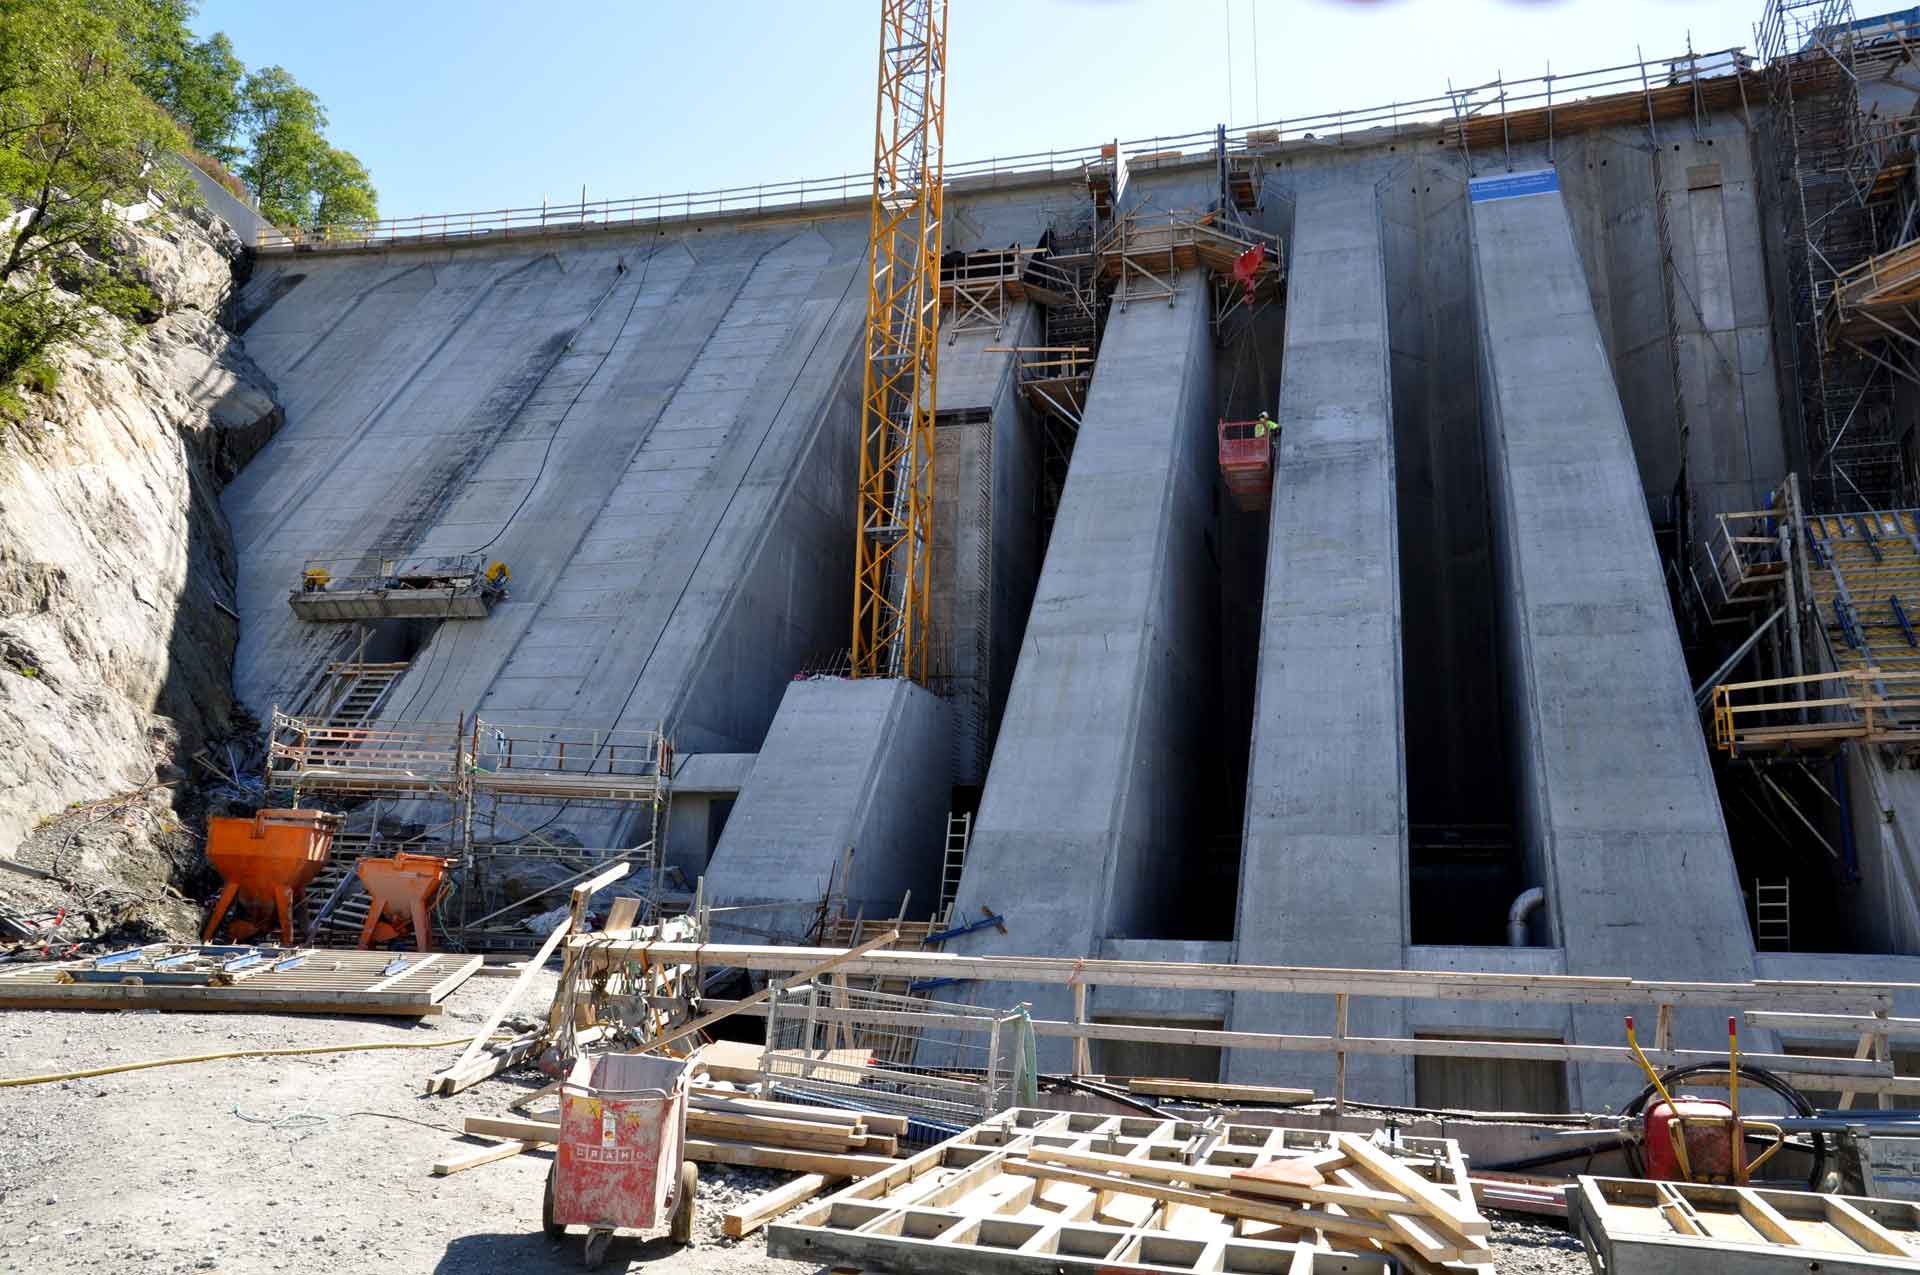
[
  {"left": 1217, "top": 418, "right": 1275, "bottom": 511},
  {"left": 289, "top": 553, "right": 509, "bottom": 621}
]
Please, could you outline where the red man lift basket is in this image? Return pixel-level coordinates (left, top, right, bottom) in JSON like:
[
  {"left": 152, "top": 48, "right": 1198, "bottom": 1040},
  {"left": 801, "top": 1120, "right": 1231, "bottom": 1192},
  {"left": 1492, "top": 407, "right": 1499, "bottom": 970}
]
[{"left": 1218, "top": 418, "right": 1275, "bottom": 511}]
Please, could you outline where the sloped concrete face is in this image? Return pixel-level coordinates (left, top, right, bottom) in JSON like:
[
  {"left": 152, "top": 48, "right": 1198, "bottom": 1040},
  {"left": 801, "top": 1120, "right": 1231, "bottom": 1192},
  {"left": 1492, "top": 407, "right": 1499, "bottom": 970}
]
[
  {"left": 945, "top": 270, "right": 1219, "bottom": 1044},
  {"left": 703, "top": 677, "right": 951, "bottom": 943},
  {"left": 1228, "top": 178, "right": 1409, "bottom": 1100},
  {"left": 227, "top": 220, "right": 866, "bottom": 790},
  {"left": 1468, "top": 175, "right": 1755, "bottom": 1106}
]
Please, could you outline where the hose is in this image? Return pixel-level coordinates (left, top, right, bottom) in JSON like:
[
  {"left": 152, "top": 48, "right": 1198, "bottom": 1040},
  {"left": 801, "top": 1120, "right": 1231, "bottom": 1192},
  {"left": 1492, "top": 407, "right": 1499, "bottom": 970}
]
[
  {"left": 1620, "top": 1061, "right": 1826, "bottom": 1190},
  {"left": 0, "top": 1032, "right": 511, "bottom": 1088}
]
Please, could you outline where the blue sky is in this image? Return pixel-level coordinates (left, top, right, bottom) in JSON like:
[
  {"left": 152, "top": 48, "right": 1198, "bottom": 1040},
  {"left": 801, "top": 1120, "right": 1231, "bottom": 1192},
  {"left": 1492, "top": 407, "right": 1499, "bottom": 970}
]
[{"left": 194, "top": 1, "right": 1827, "bottom": 221}]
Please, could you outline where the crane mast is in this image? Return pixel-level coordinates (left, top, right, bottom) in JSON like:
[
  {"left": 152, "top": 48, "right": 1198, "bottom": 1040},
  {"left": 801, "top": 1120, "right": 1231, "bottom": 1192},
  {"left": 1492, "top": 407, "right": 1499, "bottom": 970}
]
[{"left": 850, "top": 0, "right": 947, "bottom": 682}]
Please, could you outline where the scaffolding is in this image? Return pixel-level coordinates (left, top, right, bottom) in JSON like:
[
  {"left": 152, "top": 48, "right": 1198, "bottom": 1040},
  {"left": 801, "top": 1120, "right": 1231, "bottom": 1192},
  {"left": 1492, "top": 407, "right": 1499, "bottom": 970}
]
[
  {"left": 1758, "top": 0, "right": 1918, "bottom": 511},
  {"left": 266, "top": 710, "right": 673, "bottom": 952}
]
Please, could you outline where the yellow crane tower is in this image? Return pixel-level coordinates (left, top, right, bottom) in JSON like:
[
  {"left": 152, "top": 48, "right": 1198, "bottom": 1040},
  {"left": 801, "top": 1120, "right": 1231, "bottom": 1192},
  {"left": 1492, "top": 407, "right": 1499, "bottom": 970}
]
[{"left": 850, "top": 0, "right": 948, "bottom": 683}]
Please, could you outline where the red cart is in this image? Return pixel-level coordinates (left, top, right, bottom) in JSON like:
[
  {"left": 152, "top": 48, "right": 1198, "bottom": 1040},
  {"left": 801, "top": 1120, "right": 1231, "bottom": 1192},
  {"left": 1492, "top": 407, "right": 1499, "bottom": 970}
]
[{"left": 541, "top": 1052, "right": 698, "bottom": 1266}]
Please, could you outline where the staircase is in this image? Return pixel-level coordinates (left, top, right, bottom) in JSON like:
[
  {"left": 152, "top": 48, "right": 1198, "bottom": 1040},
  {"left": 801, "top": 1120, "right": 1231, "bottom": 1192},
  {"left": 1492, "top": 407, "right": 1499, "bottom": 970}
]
[{"left": 300, "top": 661, "right": 409, "bottom": 725}]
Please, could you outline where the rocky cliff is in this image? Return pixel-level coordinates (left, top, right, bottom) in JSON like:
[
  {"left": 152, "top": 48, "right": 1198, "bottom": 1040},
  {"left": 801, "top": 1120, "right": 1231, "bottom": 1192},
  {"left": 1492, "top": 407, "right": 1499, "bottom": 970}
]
[{"left": 0, "top": 198, "right": 278, "bottom": 929}]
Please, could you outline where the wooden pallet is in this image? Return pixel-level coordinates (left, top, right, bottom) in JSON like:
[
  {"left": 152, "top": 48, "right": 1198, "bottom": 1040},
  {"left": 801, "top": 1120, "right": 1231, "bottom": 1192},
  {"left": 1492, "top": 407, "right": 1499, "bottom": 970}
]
[
  {"left": 0, "top": 946, "right": 477, "bottom": 1016},
  {"left": 769, "top": 1108, "right": 1487, "bottom": 1274},
  {"left": 1571, "top": 1175, "right": 1920, "bottom": 1273}
]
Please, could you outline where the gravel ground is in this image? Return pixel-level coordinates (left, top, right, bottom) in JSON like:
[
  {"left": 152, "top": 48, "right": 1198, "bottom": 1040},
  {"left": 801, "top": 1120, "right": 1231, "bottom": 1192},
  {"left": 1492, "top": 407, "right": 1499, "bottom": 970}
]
[{"left": 0, "top": 968, "right": 1594, "bottom": 1273}]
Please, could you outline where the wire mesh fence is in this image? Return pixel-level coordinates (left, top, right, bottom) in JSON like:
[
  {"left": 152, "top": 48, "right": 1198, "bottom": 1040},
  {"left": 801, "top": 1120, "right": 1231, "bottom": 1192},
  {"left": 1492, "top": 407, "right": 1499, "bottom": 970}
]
[{"left": 759, "top": 980, "right": 1031, "bottom": 1145}]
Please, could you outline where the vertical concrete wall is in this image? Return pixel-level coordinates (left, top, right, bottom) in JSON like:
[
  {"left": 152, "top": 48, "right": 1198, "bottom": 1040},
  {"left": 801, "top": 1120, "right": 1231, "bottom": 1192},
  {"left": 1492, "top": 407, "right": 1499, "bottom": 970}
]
[
  {"left": 1469, "top": 176, "right": 1755, "bottom": 1105},
  {"left": 931, "top": 306, "right": 1042, "bottom": 786},
  {"left": 704, "top": 677, "right": 951, "bottom": 941},
  {"left": 947, "top": 270, "right": 1218, "bottom": 1032},
  {"left": 1229, "top": 178, "right": 1410, "bottom": 1100}
]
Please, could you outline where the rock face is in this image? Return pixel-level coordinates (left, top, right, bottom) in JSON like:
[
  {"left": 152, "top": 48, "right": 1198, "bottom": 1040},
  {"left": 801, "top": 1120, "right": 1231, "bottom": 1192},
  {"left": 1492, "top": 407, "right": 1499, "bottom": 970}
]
[{"left": 0, "top": 199, "right": 278, "bottom": 875}]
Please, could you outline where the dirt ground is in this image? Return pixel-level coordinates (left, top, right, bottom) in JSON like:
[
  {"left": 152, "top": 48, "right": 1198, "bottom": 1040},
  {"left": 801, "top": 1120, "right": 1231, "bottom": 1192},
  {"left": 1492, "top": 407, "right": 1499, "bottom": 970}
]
[
  {"left": 0, "top": 967, "right": 1592, "bottom": 1275},
  {"left": 0, "top": 970, "right": 813, "bottom": 1275}
]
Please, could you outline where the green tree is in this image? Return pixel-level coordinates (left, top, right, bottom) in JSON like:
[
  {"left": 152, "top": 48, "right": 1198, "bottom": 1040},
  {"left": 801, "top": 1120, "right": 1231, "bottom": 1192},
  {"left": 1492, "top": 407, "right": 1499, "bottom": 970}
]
[
  {"left": 0, "top": 0, "right": 186, "bottom": 414},
  {"left": 238, "top": 65, "right": 375, "bottom": 231}
]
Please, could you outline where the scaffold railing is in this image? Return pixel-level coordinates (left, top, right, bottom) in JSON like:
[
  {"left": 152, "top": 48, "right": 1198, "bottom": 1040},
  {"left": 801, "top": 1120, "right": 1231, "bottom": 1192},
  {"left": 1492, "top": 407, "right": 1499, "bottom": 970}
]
[
  {"left": 1711, "top": 667, "right": 1920, "bottom": 754},
  {"left": 257, "top": 43, "right": 1754, "bottom": 254}
]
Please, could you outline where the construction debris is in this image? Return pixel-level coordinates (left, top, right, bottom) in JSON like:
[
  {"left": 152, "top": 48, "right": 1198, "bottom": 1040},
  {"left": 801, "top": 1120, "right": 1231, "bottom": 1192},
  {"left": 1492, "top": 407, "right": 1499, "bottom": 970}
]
[{"left": 768, "top": 1107, "right": 1490, "bottom": 1274}]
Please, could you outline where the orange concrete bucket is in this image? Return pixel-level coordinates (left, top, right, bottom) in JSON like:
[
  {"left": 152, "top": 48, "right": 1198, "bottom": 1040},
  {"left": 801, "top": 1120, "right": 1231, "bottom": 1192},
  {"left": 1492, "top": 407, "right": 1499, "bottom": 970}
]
[
  {"left": 355, "top": 852, "right": 449, "bottom": 952},
  {"left": 202, "top": 809, "right": 341, "bottom": 946}
]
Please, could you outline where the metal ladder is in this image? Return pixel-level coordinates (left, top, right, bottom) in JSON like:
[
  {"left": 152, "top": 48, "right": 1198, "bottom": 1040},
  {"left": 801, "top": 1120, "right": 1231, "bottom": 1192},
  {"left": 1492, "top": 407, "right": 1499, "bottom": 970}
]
[
  {"left": 939, "top": 812, "right": 972, "bottom": 919},
  {"left": 1754, "top": 880, "right": 1792, "bottom": 950}
]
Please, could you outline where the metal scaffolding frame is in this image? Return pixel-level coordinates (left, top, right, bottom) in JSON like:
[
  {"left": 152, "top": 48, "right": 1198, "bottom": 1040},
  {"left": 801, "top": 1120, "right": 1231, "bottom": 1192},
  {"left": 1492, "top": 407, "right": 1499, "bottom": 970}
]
[{"left": 1758, "top": 0, "right": 1913, "bottom": 512}]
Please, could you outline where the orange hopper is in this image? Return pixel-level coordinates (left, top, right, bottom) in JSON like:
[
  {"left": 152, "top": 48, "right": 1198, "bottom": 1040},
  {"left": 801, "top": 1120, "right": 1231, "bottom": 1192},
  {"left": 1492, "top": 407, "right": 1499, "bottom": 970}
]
[
  {"left": 202, "top": 809, "right": 341, "bottom": 946},
  {"left": 355, "top": 852, "right": 449, "bottom": 952}
]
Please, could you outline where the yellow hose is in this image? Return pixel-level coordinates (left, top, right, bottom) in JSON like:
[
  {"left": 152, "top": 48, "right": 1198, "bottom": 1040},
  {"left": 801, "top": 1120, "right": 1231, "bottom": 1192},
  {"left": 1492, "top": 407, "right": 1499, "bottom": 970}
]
[{"left": 0, "top": 1032, "right": 511, "bottom": 1088}]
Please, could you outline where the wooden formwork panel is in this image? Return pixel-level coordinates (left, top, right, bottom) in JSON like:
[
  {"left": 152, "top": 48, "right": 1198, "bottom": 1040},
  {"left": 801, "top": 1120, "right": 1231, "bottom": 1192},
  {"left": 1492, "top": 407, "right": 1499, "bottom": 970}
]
[
  {"left": 0, "top": 947, "right": 478, "bottom": 1016},
  {"left": 769, "top": 1107, "right": 1486, "bottom": 1274}
]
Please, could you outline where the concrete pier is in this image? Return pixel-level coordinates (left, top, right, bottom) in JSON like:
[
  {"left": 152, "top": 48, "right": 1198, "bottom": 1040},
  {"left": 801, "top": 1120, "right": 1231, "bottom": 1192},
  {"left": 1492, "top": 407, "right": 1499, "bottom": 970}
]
[
  {"left": 1228, "top": 178, "right": 1409, "bottom": 1099},
  {"left": 704, "top": 677, "right": 950, "bottom": 942},
  {"left": 1468, "top": 172, "right": 1755, "bottom": 1105},
  {"left": 946, "top": 269, "right": 1218, "bottom": 1038}
]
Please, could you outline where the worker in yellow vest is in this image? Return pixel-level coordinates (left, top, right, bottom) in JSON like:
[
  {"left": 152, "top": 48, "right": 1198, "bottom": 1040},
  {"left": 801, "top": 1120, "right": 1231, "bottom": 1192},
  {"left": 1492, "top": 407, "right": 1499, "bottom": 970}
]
[{"left": 1252, "top": 411, "right": 1273, "bottom": 442}]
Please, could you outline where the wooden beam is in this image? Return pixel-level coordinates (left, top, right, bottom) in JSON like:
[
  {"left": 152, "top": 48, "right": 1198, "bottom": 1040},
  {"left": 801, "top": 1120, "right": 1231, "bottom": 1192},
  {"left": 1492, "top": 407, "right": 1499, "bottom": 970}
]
[
  {"left": 432, "top": 1138, "right": 541, "bottom": 1176},
  {"left": 1127, "top": 1077, "right": 1315, "bottom": 1104},
  {"left": 684, "top": 1137, "right": 896, "bottom": 1177},
  {"left": 429, "top": 862, "right": 627, "bottom": 1094},
  {"left": 722, "top": 1174, "right": 842, "bottom": 1238},
  {"left": 633, "top": 930, "right": 899, "bottom": 1053}
]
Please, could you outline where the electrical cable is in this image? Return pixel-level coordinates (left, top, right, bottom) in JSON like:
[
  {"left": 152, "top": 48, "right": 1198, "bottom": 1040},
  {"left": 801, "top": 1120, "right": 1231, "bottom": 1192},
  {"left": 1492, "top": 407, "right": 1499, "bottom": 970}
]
[
  {"left": 469, "top": 234, "right": 666, "bottom": 557},
  {"left": 0, "top": 1032, "right": 512, "bottom": 1088}
]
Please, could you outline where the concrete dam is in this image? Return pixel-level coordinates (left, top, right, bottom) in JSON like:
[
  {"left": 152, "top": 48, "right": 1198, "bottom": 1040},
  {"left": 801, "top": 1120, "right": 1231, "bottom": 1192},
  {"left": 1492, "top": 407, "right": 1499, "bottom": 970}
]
[{"left": 230, "top": 38, "right": 1920, "bottom": 1112}]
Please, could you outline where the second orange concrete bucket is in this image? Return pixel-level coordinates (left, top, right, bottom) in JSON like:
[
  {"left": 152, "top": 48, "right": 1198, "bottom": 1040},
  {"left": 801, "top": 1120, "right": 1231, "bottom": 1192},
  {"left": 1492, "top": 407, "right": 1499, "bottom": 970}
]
[{"left": 355, "top": 852, "right": 449, "bottom": 952}]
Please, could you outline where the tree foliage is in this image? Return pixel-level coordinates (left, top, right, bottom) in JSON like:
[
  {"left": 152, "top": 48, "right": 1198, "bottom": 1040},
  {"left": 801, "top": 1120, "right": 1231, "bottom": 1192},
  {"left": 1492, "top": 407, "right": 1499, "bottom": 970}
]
[
  {"left": 0, "top": 0, "right": 375, "bottom": 416},
  {"left": 238, "top": 65, "right": 377, "bottom": 230},
  {"left": 0, "top": 0, "right": 186, "bottom": 414}
]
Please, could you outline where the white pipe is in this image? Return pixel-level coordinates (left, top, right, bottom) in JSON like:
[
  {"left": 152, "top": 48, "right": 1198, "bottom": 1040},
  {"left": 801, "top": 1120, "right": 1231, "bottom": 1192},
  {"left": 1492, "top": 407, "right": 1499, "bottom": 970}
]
[{"left": 1508, "top": 886, "right": 1545, "bottom": 947}]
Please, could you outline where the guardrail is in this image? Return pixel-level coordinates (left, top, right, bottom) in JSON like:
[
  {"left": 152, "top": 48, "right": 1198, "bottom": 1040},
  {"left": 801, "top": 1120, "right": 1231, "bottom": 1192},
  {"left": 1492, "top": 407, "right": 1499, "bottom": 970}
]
[
  {"left": 257, "top": 42, "right": 1749, "bottom": 254},
  {"left": 573, "top": 937, "right": 1918, "bottom": 1110},
  {"left": 1711, "top": 667, "right": 1920, "bottom": 754}
]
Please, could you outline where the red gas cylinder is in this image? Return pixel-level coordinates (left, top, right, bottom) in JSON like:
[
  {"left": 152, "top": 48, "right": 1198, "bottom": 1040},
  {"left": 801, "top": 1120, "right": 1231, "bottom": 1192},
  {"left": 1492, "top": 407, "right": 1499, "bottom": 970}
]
[{"left": 1645, "top": 1096, "right": 1737, "bottom": 1181}]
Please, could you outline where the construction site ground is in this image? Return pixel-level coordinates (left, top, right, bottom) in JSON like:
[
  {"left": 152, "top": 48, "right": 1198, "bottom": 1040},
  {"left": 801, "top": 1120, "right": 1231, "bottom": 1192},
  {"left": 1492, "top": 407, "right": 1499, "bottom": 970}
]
[{"left": 0, "top": 967, "right": 1589, "bottom": 1275}]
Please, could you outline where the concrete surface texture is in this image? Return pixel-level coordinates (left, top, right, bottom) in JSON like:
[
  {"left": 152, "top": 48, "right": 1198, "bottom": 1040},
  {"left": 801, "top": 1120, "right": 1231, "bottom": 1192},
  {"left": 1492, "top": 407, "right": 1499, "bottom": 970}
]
[
  {"left": 226, "top": 217, "right": 868, "bottom": 784},
  {"left": 945, "top": 269, "right": 1219, "bottom": 1045},
  {"left": 1228, "top": 176, "right": 1409, "bottom": 1100},
  {"left": 1468, "top": 175, "right": 1756, "bottom": 1104},
  {"left": 703, "top": 676, "right": 951, "bottom": 943}
]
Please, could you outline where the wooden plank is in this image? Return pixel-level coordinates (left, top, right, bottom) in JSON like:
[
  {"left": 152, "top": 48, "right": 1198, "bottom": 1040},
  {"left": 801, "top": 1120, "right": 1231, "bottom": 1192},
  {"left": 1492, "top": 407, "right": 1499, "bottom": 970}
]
[
  {"left": 688, "top": 1110, "right": 872, "bottom": 1151},
  {"left": 366, "top": 953, "right": 440, "bottom": 993},
  {"left": 1025, "top": 1146, "right": 1426, "bottom": 1220},
  {"left": 430, "top": 863, "right": 626, "bottom": 1093},
  {"left": 432, "top": 1138, "right": 540, "bottom": 1175},
  {"left": 1335, "top": 1134, "right": 1489, "bottom": 1239},
  {"left": 1128, "top": 1077, "right": 1315, "bottom": 1104},
  {"left": 464, "top": 1113, "right": 556, "bottom": 1141},
  {"left": 1827, "top": 1196, "right": 1915, "bottom": 1257},
  {"left": 722, "top": 1173, "right": 841, "bottom": 1238},
  {"left": 1001, "top": 1158, "right": 1428, "bottom": 1255},
  {"left": 685, "top": 1137, "right": 896, "bottom": 1177}
]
